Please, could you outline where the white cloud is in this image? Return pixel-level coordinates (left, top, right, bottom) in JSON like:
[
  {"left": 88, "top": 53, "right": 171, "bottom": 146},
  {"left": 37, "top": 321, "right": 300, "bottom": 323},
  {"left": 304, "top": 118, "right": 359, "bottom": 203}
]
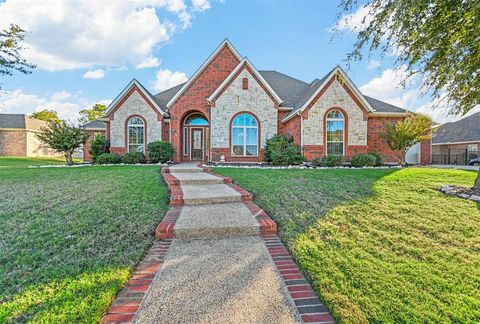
[
  {"left": 367, "top": 59, "right": 381, "bottom": 70},
  {"left": 151, "top": 69, "right": 188, "bottom": 92},
  {"left": 0, "top": 0, "right": 211, "bottom": 71},
  {"left": 360, "top": 67, "right": 479, "bottom": 123},
  {"left": 335, "top": 4, "right": 373, "bottom": 33},
  {"left": 136, "top": 57, "right": 161, "bottom": 69},
  {"left": 0, "top": 89, "right": 111, "bottom": 122},
  {"left": 360, "top": 67, "right": 418, "bottom": 109},
  {"left": 192, "top": 0, "right": 211, "bottom": 11},
  {"left": 83, "top": 69, "right": 105, "bottom": 79}
]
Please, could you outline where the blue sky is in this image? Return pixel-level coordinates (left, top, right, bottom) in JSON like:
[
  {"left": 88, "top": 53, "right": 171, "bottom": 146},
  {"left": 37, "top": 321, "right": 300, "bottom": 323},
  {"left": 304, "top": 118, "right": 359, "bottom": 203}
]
[{"left": 0, "top": 0, "right": 471, "bottom": 122}]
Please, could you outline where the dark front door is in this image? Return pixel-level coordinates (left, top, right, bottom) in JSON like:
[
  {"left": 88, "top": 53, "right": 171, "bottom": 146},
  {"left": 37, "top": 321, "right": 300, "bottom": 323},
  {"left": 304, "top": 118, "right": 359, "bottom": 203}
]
[{"left": 191, "top": 128, "right": 203, "bottom": 160}]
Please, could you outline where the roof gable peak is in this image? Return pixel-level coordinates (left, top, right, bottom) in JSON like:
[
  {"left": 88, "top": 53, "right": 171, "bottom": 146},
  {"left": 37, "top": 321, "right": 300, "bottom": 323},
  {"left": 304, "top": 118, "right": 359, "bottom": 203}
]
[{"left": 166, "top": 39, "right": 242, "bottom": 108}]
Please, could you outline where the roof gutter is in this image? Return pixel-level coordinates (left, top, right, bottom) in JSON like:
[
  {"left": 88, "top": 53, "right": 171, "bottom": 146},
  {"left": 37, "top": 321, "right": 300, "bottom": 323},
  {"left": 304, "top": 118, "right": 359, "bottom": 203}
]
[{"left": 369, "top": 112, "right": 410, "bottom": 117}]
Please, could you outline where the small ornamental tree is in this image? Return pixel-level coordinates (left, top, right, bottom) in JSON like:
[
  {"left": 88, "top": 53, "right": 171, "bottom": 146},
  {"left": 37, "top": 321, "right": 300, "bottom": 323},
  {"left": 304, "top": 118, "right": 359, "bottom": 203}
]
[
  {"left": 36, "top": 121, "right": 89, "bottom": 165},
  {"left": 88, "top": 134, "right": 109, "bottom": 163},
  {"left": 381, "top": 114, "right": 433, "bottom": 165}
]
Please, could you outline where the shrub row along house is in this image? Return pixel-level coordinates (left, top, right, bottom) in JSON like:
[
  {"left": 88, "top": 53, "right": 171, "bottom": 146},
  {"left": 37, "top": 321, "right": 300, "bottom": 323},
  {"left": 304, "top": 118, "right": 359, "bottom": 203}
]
[{"left": 87, "top": 39, "right": 430, "bottom": 164}]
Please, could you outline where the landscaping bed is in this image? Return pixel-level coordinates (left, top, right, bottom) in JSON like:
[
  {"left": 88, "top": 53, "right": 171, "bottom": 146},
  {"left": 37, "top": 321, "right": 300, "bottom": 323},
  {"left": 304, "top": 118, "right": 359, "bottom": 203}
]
[
  {"left": 213, "top": 167, "right": 480, "bottom": 322},
  {"left": 0, "top": 159, "right": 168, "bottom": 322}
]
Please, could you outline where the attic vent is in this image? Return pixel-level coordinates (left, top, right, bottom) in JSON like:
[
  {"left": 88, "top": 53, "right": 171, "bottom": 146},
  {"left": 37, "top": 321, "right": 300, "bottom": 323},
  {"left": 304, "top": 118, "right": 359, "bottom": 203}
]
[{"left": 242, "top": 77, "right": 248, "bottom": 90}]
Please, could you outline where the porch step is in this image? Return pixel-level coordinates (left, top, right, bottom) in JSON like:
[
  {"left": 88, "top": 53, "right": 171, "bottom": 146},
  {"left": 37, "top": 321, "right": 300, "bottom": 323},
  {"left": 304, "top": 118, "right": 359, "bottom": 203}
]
[
  {"left": 170, "top": 172, "right": 224, "bottom": 185},
  {"left": 134, "top": 236, "right": 300, "bottom": 323},
  {"left": 174, "top": 203, "right": 259, "bottom": 238},
  {"left": 168, "top": 163, "right": 203, "bottom": 173},
  {"left": 181, "top": 184, "right": 244, "bottom": 205}
]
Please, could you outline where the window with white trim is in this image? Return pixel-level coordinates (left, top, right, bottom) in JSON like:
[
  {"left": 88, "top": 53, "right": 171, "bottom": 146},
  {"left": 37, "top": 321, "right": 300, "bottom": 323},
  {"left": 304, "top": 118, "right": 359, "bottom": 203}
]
[
  {"left": 128, "top": 117, "right": 145, "bottom": 153},
  {"left": 326, "top": 110, "right": 345, "bottom": 155},
  {"left": 232, "top": 113, "right": 258, "bottom": 156},
  {"left": 468, "top": 144, "right": 478, "bottom": 152}
]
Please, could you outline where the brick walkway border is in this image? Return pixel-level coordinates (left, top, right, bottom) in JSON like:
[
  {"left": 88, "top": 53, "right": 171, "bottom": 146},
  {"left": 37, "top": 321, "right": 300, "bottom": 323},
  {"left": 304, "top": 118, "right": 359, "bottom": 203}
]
[{"left": 102, "top": 239, "right": 172, "bottom": 323}]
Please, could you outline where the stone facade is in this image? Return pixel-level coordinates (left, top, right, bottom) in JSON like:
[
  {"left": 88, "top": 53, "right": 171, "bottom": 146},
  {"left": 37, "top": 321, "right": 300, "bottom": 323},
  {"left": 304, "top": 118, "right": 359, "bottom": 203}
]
[
  {"left": 109, "top": 89, "right": 162, "bottom": 153},
  {"left": 212, "top": 68, "right": 278, "bottom": 149},
  {"left": 302, "top": 79, "right": 368, "bottom": 147}
]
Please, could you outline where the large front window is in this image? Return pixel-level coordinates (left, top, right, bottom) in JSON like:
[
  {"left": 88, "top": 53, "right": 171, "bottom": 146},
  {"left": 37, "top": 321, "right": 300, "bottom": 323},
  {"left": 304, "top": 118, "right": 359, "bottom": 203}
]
[
  {"left": 128, "top": 117, "right": 145, "bottom": 153},
  {"left": 326, "top": 110, "right": 345, "bottom": 155},
  {"left": 232, "top": 113, "right": 258, "bottom": 156}
]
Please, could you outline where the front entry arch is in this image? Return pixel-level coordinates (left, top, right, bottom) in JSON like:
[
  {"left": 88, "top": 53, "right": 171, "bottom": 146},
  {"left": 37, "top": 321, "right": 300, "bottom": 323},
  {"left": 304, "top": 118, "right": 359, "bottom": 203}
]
[{"left": 182, "top": 112, "right": 209, "bottom": 161}]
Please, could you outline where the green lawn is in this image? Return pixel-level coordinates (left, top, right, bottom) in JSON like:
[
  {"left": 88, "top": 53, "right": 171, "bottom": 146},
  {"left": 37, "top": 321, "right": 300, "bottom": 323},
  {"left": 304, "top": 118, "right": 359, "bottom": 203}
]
[
  {"left": 0, "top": 158, "right": 168, "bottom": 323},
  {"left": 214, "top": 167, "right": 480, "bottom": 323},
  {"left": 0, "top": 156, "right": 81, "bottom": 168}
]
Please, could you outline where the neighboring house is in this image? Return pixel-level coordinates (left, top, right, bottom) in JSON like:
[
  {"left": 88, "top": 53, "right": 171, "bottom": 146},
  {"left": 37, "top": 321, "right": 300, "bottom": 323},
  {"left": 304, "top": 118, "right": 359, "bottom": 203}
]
[
  {"left": 0, "top": 113, "right": 61, "bottom": 157},
  {"left": 82, "top": 120, "right": 106, "bottom": 161},
  {"left": 432, "top": 112, "right": 480, "bottom": 165},
  {"left": 99, "top": 39, "right": 431, "bottom": 164}
]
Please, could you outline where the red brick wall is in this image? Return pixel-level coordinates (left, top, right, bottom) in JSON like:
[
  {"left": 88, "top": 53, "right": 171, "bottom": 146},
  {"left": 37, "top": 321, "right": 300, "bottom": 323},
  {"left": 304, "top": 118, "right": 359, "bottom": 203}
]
[
  {"left": 82, "top": 130, "right": 106, "bottom": 162},
  {"left": 420, "top": 139, "right": 431, "bottom": 165},
  {"left": 283, "top": 116, "right": 301, "bottom": 145},
  {"left": 211, "top": 148, "right": 265, "bottom": 162},
  {"left": 367, "top": 117, "right": 403, "bottom": 163},
  {"left": 303, "top": 145, "right": 323, "bottom": 160},
  {"left": 168, "top": 45, "right": 241, "bottom": 162},
  {"left": 0, "top": 130, "right": 26, "bottom": 156}
]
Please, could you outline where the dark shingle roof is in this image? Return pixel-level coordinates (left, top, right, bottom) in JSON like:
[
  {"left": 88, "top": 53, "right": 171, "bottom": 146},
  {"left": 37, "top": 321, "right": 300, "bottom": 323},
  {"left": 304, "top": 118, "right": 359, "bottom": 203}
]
[
  {"left": 364, "top": 96, "right": 407, "bottom": 113},
  {"left": 432, "top": 112, "right": 480, "bottom": 144},
  {"left": 154, "top": 83, "right": 186, "bottom": 111},
  {"left": 0, "top": 114, "right": 26, "bottom": 128},
  {"left": 258, "top": 71, "right": 309, "bottom": 107},
  {"left": 150, "top": 68, "right": 408, "bottom": 118},
  {"left": 83, "top": 120, "right": 106, "bottom": 129}
]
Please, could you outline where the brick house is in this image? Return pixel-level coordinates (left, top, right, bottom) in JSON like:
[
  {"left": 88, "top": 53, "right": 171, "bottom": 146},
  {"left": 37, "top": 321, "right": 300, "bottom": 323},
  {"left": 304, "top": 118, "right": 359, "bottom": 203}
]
[
  {"left": 82, "top": 120, "right": 106, "bottom": 161},
  {"left": 431, "top": 112, "right": 480, "bottom": 165},
  {"left": 101, "top": 39, "right": 431, "bottom": 164},
  {"left": 0, "top": 114, "right": 60, "bottom": 157}
]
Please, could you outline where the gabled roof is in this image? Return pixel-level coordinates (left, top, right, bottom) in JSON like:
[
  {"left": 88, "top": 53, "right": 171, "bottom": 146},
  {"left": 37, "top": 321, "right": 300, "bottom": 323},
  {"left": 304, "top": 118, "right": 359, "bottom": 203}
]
[
  {"left": 105, "top": 79, "right": 168, "bottom": 116},
  {"left": 282, "top": 66, "right": 375, "bottom": 122},
  {"left": 258, "top": 71, "right": 310, "bottom": 107},
  {"left": 83, "top": 120, "right": 106, "bottom": 130},
  {"left": 207, "top": 58, "right": 283, "bottom": 105},
  {"left": 166, "top": 39, "right": 243, "bottom": 108},
  {"left": 432, "top": 112, "right": 480, "bottom": 144}
]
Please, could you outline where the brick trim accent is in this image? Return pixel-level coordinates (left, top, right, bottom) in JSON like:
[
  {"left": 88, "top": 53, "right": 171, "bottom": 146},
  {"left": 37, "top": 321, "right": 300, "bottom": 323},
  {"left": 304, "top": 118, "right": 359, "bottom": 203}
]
[
  {"left": 262, "top": 235, "right": 334, "bottom": 323},
  {"left": 102, "top": 239, "right": 173, "bottom": 324},
  {"left": 161, "top": 167, "right": 183, "bottom": 206}
]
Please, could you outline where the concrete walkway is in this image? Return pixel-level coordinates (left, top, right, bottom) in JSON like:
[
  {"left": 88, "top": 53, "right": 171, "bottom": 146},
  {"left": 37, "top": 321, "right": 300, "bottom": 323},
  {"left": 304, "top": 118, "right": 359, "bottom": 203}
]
[{"left": 135, "top": 163, "right": 302, "bottom": 323}]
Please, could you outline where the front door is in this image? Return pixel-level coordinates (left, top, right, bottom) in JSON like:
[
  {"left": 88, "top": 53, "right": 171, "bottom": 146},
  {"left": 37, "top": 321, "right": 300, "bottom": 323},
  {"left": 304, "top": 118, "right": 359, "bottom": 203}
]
[{"left": 191, "top": 128, "right": 203, "bottom": 160}]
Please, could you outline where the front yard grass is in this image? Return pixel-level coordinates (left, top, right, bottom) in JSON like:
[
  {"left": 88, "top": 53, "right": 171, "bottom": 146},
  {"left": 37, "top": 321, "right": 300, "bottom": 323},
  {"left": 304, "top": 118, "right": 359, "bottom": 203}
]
[
  {"left": 214, "top": 167, "right": 480, "bottom": 323},
  {"left": 0, "top": 162, "right": 168, "bottom": 323},
  {"left": 0, "top": 156, "right": 81, "bottom": 168}
]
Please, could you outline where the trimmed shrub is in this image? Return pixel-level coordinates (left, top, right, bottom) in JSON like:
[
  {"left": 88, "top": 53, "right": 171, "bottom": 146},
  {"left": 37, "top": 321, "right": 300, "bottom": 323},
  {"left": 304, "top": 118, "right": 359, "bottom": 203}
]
[
  {"left": 264, "top": 135, "right": 304, "bottom": 165},
  {"left": 122, "top": 151, "right": 145, "bottom": 164},
  {"left": 96, "top": 153, "right": 122, "bottom": 164},
  {"left": 147, "top": 141, "right": 175, "bottom": 163},
  {"left": 368, "top": 151, "right": 384, "bottom": 166},
  {"left": 351, "top": 153, "right": 377, "bottom": 167},
  {"left": 311, "top": 155, "right": 344, "bottom": 167},
  {"left": 88, "top": 134, "right": 109, "bottom": 162}
]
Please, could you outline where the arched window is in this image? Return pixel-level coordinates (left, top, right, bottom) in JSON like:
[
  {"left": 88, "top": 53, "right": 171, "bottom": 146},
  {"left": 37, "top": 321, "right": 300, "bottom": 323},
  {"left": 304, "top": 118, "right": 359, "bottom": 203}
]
[
  {"left": 184, "top": 114, "right": 209, "bottom": 126},
  {"left": 128, "top": 117, "right": 145, "bottom": 153},
  {"left": 232, "top": 113, "right": 258, "bottom": 156},
  {"left": 326, "top": 110, "right": 345, "bottom": 155}
]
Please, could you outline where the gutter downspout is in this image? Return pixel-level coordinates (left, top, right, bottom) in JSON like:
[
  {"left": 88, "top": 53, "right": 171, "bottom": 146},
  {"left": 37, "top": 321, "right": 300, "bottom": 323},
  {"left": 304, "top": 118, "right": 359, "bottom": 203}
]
[{"left": 300, "top": 112, "right": 304, "bottom": 157}]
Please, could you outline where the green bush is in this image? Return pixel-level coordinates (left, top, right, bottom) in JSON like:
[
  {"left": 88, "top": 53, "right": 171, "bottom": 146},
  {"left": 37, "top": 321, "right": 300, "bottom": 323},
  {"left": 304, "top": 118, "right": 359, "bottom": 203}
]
[
  {"left": 311, "top": 155, "right": 344, "bottom": 167},
  {"left": 88, "top": 134, "right": 109, "bottom": 162},
  {"left": 96, "top": 153, "right": 122, "bottom": 164},
  {"left": 122, "top": 151, "right": 145, "bottom": 164},
  {"left": 351, "top": 153, "right": 377, "bottom": 167},
  {"left": 147, "top": 141, "right": 175, "bottom": 163},
  {"left": 368, "top": 151, "right": 384, "bottom": 166},
  {"left": 264, "top": 135, "right": 304, "bottom": 165}
]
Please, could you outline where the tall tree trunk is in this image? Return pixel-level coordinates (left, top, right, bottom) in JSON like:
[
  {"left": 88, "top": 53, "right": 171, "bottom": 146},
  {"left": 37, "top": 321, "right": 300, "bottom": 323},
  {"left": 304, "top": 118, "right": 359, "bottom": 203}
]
[
  {"left": 474, "top": 168, "right": 480, "bottom": 190},
  {"left": 65, "top": 153, "right": 73, "bottom": 165}
]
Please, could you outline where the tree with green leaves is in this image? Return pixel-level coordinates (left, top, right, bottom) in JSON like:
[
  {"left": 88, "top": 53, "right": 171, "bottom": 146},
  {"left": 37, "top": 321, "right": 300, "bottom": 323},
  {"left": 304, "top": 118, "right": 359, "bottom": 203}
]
[
  {"left": 337, "top": 0, "right": 479, "bottom": 184},
  {"left": 79, "top": 104, "right": 107, "bottom": 124},
  {"left": 31, "top": 109, "right": 61, "bottom": 124},
  {"left": 88, "top": 134, "right": 109, "bottom": 163},
  {"left": 1, "top": 24, "right": 36, "bottom": 85},
  {"left": 36, "top": 121, "right": 89, "bottom": 165},
  {"left": 381, "top": 114, "right": 433, "bottom": 165}
]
